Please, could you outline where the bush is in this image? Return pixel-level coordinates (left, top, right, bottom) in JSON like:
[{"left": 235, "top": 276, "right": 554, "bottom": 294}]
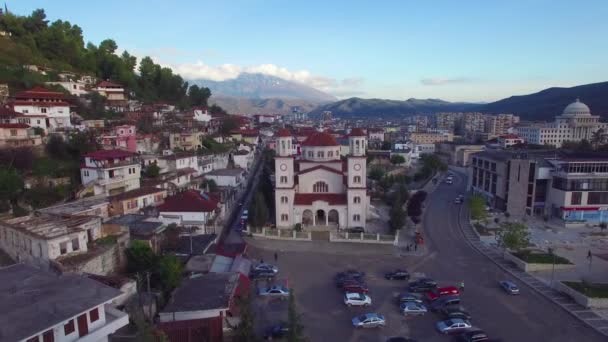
[
  {"left": 294, "top": 223, "right": 302, "bottom": 232},
  {"left": 513, "top": 251, "right": 572, "bottom": 264},
  {"left": 563, "top": 281, "right": 608, "bottom": 298}
]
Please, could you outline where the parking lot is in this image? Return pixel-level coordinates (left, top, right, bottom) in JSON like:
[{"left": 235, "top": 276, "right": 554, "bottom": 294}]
[{"left": 248, "top": 243, "right": 478, "bottom": 342}]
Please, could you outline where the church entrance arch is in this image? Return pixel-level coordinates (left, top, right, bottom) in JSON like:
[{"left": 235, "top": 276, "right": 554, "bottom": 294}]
[
  {"left": 302, "top": 210, "right": 313, "bottom": 226},
  {"left": 316, "top": 209, "right": 326, "bottom": 226},
  {"left": 328, "top": 209, "right": 339, "bottom": 226}
]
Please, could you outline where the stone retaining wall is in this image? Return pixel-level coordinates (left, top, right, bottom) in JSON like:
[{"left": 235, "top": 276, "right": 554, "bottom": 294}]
[
  {"left": 503, "top": 252, "right": 576, "bottom": 272},
  {"left": 554, "top": 281, "right": 608, "bottom": 309}
]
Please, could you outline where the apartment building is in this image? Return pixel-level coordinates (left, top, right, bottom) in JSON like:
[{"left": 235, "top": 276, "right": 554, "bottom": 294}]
[
  {"left": 485, "top": 114, "right": 519, "bottom": 136},
  {"left": 80, "top": 150, "right": 141, "bottom": 196},
  {"left": 409, "top": 132, "right": 454, "bottom": 144}
]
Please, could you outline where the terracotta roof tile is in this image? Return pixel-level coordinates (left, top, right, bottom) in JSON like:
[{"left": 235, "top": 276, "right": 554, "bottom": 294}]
[
  {"left": 302, "top": 132, "right": 338, "bottom": 147},
  {"left": 158, "top": 190, "right": 219, "bottom": 213},
  {"left": 349, "top": 128, "right": 366, "bottom": 137},
  {"left": 294, "top": 193, "right": 347, "bottom": 205},
  {"left": 84, "top": 149, "right": 137, "bottom": 160}
]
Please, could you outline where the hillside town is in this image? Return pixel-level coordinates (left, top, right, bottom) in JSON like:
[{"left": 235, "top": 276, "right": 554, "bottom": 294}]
[{"left": 1, "top": 5, "right": 608, "bottom": 342}]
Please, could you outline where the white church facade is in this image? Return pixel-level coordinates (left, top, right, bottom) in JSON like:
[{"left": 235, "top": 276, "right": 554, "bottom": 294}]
[{"left": 274, "top": 128, "right": 369, "bottom": 230}]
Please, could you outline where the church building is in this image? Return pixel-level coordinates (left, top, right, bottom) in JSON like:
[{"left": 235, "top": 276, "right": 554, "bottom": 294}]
[{"left": 274, "top": 128, "right": 369, "bottom": 230}]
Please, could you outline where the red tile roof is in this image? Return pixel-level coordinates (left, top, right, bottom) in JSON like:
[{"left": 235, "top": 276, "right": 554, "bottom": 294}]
[
  {"left": 349, "top": 128, "right": 366, "bottom": 137},
  {"left": 11, "top": 100, "right": 71, "bottom": 107},
  {"left": 276, "top": 128, "right": 292, "bottom": 137},
  {"left": 294, "top": 193, "right": 348, "bottom": 205},
  {"left": 302, "top": 132, "right": 338, "bottom": 147},
  {"left": 14, "top": 86, "right": 66, "bottom": 100},
  {"left": 0, "top": 106, "right": 23, "bottom": 118},
  {"left": 96, "top": 80, "right": 123, "bottom": 88},
  {"left": 158, "top": 190, "right": 219, "bottom": 213},
  {"left": 298, "top": 165, "right": 343, "bottom": 176},
  {"left": 0, "top": 123, "right": 30, "bottom": 129},
  {"left": 84, "top": 149, "right": 137, "bottom": 160}
]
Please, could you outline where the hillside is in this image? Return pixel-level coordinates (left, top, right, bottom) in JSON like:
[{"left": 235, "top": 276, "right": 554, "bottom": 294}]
[
  {"left": 478, "top": 82, "right": 608, "bottom": 121},
  {"left": 193, "top": 73, "right": 337, "bottom": 103},
  {"left": 310, "top": 97, "right": 477, "bottom": 118},
  {"left": 209, "top": 95, "right": 320, "bottom": 115}
]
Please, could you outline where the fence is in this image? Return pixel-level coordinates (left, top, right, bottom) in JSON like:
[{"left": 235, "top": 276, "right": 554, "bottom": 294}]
[
  {"left": 251, "top": 228, "right": 312, "bottom": 241},
  {"left": 330, "top": 232, "right": 398, "bottom": 245}
]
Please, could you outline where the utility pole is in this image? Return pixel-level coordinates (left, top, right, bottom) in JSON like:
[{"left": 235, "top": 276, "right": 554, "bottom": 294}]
[{"left": 548, "top": 247, "right": 556, "bottom": 287}]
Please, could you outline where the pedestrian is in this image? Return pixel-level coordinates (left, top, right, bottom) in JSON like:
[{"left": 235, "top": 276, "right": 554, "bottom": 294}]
[
  {"left": 459, "top": 280, "right": 465, "bottom": 292},
  {"left": 588, "top": 250, "right": 593, "bottom": 260},
  {"left": 414, "top": 243, "right": 418, "bottom": 251},
  {"left": 260, "top": 258, "right": 264, "bottom": 264},
  {"left": 274, "top": 251, "right": 278, "bottom": 262}
]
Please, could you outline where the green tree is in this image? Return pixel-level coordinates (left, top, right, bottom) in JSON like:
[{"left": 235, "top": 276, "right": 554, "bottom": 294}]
[
  {"left": 469, "top": 195, "right": 488, "bottom": 221},
  {"left": 368, "top": 166, "right": 385, "bottom": 181},
  {"left": 389, "top": 191, "right": 406, "bottom": 231},
  {"left": 287, "top": 290, "right": 306, "bottom": 342},
  {"left": 144, "top": 163, "right": 160, "bottom": 178},
  {"left": 158, "top": 255, "right": 183, "bottom": 292},
  {"left": 200, "top": 179, "right": 218, "bottom": 192},
  {"left": 496, "top": 222, "right": 530, "bottom": 252},
  {"left": 248, "top": 191, "right": 269, "bottom": 229},
  {"left": 188, "top": 84, "right": 211, "bottom": 107},
  {"left": 233, "top": 296, "right": 258, "bottom": 342},
  {"left": 126, "top": 241, "right": 157, "bottom": 274},
  {"left": 390, "top": 155, "right": 406, "bottom": 165},
  {"left": 220, "top": 116, "right": 238, "bottom": 135},
  {"left": 0, "top": 168, "right": 24, "bottom": 205}
]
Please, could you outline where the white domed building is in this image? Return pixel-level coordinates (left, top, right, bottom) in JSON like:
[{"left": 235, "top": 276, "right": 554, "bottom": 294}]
[
  {"left": 274, "top": 128, "right": 369, "bottom": 230},
  {"left": 517, "top": 99, "right": 606, "bottom": 147}
]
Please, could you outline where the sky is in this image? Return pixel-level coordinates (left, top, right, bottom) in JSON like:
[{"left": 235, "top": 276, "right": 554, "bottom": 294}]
[{"left": 8, "top": 0, "right": 608, "bottom": 102}]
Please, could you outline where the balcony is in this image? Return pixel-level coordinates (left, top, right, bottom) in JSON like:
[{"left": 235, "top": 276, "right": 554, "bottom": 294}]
[{"left": 79, "top": 305, "right": 129, "bottom": 342}]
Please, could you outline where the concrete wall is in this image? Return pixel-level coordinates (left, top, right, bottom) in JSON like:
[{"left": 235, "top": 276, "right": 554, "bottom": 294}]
[
  {"left": 504, "top": 252, "right": 576, "bottom": 272},
  {"left": 554, "top": 281, "right": 608, "bottom": 309}
]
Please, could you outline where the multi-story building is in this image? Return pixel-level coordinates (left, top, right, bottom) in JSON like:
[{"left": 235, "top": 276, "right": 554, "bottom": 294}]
[
  {"left": 100, "top": 125, "right": 137, "bottom": 152},
  {"left": 460, "top": 112, "right": 486, "bottom": 134},
  {"left": 0, "top": 123, "right": 42, "bottom": 148},
  {"left": 10, "top": 86, "right": 71, "bottom": 131},
  {"left": 93, "top": 80, "right": 128, "bottom": 112},
  {"left": 169, "top": 131, "right": 206, "bottom": 151},
  {"left": 367, "top": 128, "right": 385, "bottom": 142},
  {"left": 0, "top": 263, "right": 129, "bottom": 342},
  {"left": 409, "top": 132, "right": 454, "bottom": 144},
  {"left": 434, "top": 112, "right": 459, "bottom": 132},
  {"left": 497, "top": 134, "right": 524, "bottom": 148},
  {"left": 485, "top": 114, "right": 519, "bottom": 136},
  {"left": 274, "top": 128, "right": 369, "bottom": 230},
  {"left": 469, "top": 150, "right": 608, "bottom": 225},
  {"left": 45, "top": 80, "right": 89, "bottom": 96},
  {"left": 80, "top": 150, "right": 141, "bottom": 196},
  {"left": 517, "top": 99, "right": 606, "bottom": 147},
  {"left": 436, "top": 142, "right": 485, "bottom": 166},
  {"left": 0, "top": 214, "right": 102, "bottom": 268}
]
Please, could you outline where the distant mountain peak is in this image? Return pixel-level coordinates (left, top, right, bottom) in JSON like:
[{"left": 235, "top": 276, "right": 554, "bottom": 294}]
[{"left": 191, "top": 73, "right": 337, "bottom": 103}]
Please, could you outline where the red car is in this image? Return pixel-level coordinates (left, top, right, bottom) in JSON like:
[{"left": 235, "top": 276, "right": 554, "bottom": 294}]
[
  {"left": 426, "top": 286, "right": 460, "bottom": 301},
  {"left": 342, "top": 282, "right": 370, "bottom": 294}
]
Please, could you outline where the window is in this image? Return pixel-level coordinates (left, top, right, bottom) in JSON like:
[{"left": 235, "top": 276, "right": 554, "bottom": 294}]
[
  {"left": 64, "top": 319, "right": 75, "bottom": 335},
  {"left": 353, "top": 176, "right": 361, "bottom": 184},
  {"left": 42, "top": 330, "right": 54, "bottom": 342},
  {"left": 328, "top": 151, "right": 333, "bottom": 157},
  {"left": 281, "top": 196, "right": 288, "bottom": 204},
  {"left": 10, "top": 129, "right": 17, "bottom": 136},
  {"left": 281, "top": 214, "right": 289, "bottom": 221},
  {"left": 313, "top": 181, "right": 329, "bottom": 193},
  {"left": 353, "top": 214, "right": 361, "bottom": 222},
  {"left": 280, "top": 176, "right": 288, "bottom": 184},
  {"left": 317, "top": 151, "right": 324, "bottom": 158},
  {"left": 41, "top": 108, "right": 47, "bottom": 114},
  {"left": 89, "top": 307, "right": 99, "bottom": 322},
  {"left": 59, "top": 242, "right": 68, "bottom": 255},
  {"left": 588, "top": 192, "right": 608, "bottom": 205},
  {"left": 72, "top": 238, "right": 80, "bottom": 251},
  {"left": 571, "top": 192, "right": 582, "bottom": 205},
  {"left": 354, "top": 196, "right": 361, "bottom": 204},
  {"left": 26, "top": 336, "right": 39, "bottom": 342},
  {"left": 308, "top": 151, "right": 313, "bottom": 158}
]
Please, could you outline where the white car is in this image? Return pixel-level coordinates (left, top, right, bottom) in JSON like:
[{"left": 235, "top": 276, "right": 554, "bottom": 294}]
[
  {"left": 344, "top": 292, "right": 372, "bottom": 307},
  {"left": 400, "top": 301, "right": 427, "bottom": 316},
  {"left": 254, "top": 263, "right": 278, "bottom": 274}
]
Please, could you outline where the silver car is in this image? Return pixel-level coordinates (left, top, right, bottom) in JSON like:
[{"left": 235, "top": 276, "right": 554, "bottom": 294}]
[
  {"left": 436, "top": 318, "right": 472, "bottom": 334},
  {"left": 258, "top": 285, "right": 290, "bottom": 298},
  {"left": 400, "top": 302, "right": 427, "bottom": 316},
  {"left": 352, "top": 313, "right": 386, "bottom": 328}
]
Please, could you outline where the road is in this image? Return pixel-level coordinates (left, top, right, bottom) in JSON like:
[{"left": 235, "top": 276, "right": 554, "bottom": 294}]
[{"left": 417, "top": 170, "right": 606, "bottom": 341}]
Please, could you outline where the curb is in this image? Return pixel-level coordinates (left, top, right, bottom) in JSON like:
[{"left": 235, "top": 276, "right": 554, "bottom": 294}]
[{"left": 455, "top": 204, "right": 608, "bottom": 337}]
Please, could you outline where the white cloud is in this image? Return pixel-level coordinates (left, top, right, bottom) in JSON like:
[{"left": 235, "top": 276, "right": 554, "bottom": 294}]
[{"left": 421, "top": 77, "right": 469, "bottom": 86}]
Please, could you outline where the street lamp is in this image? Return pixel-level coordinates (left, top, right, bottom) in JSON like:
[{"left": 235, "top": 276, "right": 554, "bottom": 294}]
[{"left": 548, "top": 247, "right": 556, "bottom": 287}]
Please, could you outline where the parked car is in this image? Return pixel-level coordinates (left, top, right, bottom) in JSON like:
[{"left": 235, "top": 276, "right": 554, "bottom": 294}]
[
  {"left": 454, "top": 197, "right": 463, "bottom": 204},
  {"left": 263, "top": 323, "right": 289, "bottom": 340},
  {"left": 385, "top": 269, "right": 410, "bottom": 280},
  {"left": 426, "top": 286, "right": 460, "bottom": 301},
  {"left": 499, "top": 280, "right": 520, "bottom": 295},
  {"left": 430, "top": 296, "right": 461, "bottom": 312},
  {"left": 408, "top": 278, "right": 438, "bottom": 292},
  {"left": 453, "top": 329, "right": 489, "bottom": 341},
  {"left": 446, "top": 179, "right": 453, "bottom": 185},
  {"left": 258, "top": 285, "right": 290, "bottom": 298},
  {"left": 436, "top": 318, "right": 472, "bottom": 334},
  {"left": 241, "top": 209, "right": 249, "bottom": 220},
  {"left": 397, "top": 292, "right": 424, "bottom": 304},
  {"left": 352, "top": 313, "right": 386, "bottom": 328},
  {"left": 440, "top": 306, "right": 472, "bottom": 320},
  {"left": 254, "top": 263, "right": 278, "bottom": 274},
  {"left": 344, "top": 292, "right": 372, "bottom": 307},
  {"left": 400, "top": 301, "right": 428, "bottom": 316},
  {"left": 347, "top": 226, "right": 365, "bottom": 233},
  {"left": 342, "top": 282, "right": 370, "bottom": 294}
]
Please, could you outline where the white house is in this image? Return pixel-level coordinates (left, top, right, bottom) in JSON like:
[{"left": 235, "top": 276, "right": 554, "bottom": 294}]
[
  {"left": 232, "top": 150, "right": 254, "bottom": 170},
  {"left": 497, "top": 134, "right": 524, "bottom": 148},
  {"left": 157, "top": 190, "right": 219, "bottom": 233},
  {"left": 274, "top": 128, "right": 369, "bottom": 229},
  {"left": 80, "top": 150, "right": 141, "bottom": 196},
  {"left": 192, "top": 107, "right": 212, "bottom": 123},
  {"left": 0, "top": 263, "right": 129, "bottom": 342},
  {"left": 205, "top": 168, "right": 245, "bottom": 187},
  {"left": 10, "top": 86, "right": 71, "bottom": 131},
  {"left": 45, "top": 81, "right": 89, "bottom": 97}
]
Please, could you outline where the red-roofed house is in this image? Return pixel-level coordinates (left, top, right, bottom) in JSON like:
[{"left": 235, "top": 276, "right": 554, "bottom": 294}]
[
  {"left": 274, "top": 130, "right": 369, "bottom": 229},
  {"left": 0, "top": 123, "right": 42, "bottom": 148},
  {"left": 10, "top": 86, "right": 71, "bottom": 131},
  {"left": 93, "top": 81, "right": 128, "bottom": 112},
  {"left": 80, "top": 150, "right": 141, "bottom": 196},
  {"left": 158, "top": 190, "right": 220, "bottom": 233}
]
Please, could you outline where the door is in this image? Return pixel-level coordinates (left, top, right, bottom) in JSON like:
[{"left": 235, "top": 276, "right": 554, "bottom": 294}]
[{"left": 77, "top": 313, "right": 88, "bottom": 337}]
